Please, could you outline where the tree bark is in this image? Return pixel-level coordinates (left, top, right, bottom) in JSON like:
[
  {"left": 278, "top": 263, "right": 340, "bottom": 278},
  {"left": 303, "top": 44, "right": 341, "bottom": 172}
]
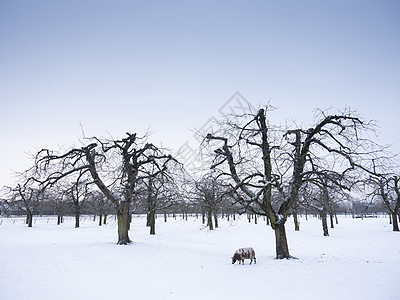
[
  {"left": 98, "top": 214, "right": 103, "bottom": 226},
  {"left": 146, "top": 213, "right": 150, "bottom": 227},
  {"left": 330, "top": 212, "right": 335, "bottom": 229},
  {"left": 26, "top": 210, "right": 33, "bottom": 228},
  {"left": 75, "top": 210, "right": 80, "bottom": 228},
  {"left": 274, "top": 221, "right": 291, "bottom": 259},
  {"left": 207, "top": 208, "right": 213, "bottom": 230},
  {"left": 117, "top": 202, "right": 131, "bottom": 245},
  {"left": 213, "top": 212, "right": 219, "bottom": 228},
  {"left": 392, "top": 212, "right": 399, "bottom": 231},
  {"left": 293, "top": 212, "right": 300, "bottom": 231},
  {"left": 148, "top": 210, "right": 156, "bottom": 235},
  {"left": 103, "top": 214, "right": 107, "bottom": 225},
  {"left": 321, "top": 211, "right": 329, "bottom": 236}
]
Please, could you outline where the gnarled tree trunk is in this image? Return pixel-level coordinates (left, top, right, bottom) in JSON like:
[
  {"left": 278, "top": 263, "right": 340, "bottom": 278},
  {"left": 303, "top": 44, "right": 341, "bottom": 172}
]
[
  {"left": 274, "top": 221, "right": 290, "bottom": 259},
  {"left": 117, "top": 202, "right": 131, "bottom": 245}
]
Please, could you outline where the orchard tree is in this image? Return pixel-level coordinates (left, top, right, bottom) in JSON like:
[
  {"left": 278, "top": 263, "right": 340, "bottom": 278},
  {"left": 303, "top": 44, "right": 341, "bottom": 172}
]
[
  {"left": 65, "top": 170, "right": 90, "bottom": 228},
  {"left": 141, "top": 161, "right": 182, "bottom": 235},
  {"left": 300, "top": 178, "right": 345, "bottom": 236},
  {"left": 206, "top": 107, "right": 383, "bottom": 259},
  {"left": 367, "top": 175, "right": 400, "bottom": 231},
  {"left": 45, "top": 187, "right": 69, "bottom": 225},
  {"left": 192, "top": 173, "right": 228, "bottom": 230},
  {"left": 34, "top": 132, "right": 178, "bottom": 244},
  {"left": 87, "top": 190, "right": 113, "bottom": 226},
  {"left": 5, "top": 179, "right": 41, "bottom": 227}
]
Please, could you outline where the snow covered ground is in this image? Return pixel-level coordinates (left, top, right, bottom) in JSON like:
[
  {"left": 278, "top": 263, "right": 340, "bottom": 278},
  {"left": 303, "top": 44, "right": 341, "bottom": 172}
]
[{"left": 0, "top": 214, "right": 399, "bottom": 300}]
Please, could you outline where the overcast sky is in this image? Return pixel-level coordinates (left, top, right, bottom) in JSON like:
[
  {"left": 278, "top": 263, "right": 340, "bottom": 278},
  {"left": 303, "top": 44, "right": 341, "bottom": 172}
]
[{"left": 1, "top": 0, "right": 399, "bottom": 187}]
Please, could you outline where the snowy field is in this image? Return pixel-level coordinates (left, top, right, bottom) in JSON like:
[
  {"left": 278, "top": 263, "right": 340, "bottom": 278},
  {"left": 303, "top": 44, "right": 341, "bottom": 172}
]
[{"left": 0, "top": 214, "right": 399, "bottom": 300}]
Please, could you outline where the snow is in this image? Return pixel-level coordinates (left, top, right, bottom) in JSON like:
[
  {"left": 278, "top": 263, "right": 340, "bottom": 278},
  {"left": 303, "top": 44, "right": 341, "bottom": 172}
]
[
  {"left": 0, "top": 215, "right": 399, "bottom": 300},
  {"left": 275, "top": 213, "right": 284, "bottom": 225}
]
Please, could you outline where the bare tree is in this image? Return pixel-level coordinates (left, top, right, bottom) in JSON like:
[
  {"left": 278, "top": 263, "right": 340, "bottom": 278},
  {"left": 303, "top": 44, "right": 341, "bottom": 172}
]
[
  {"left": 141, "top": 166, "right": 181, "bottom": 235},
  {"left": 206, "top": 107, "right": 383, "bottom": 259},
  {"left": 367, "top": 175, "right": 400, "bottom": 231},
  {"left": 5, "top": 179, "right": 41, "bottom": 227},
  {"left": 192, "top": 173, "right": 228, "bottom": 230},
  {"left": 46, "top": 187, "right": 69, "bottom": 225},
  {"left": 65, "top": 171, "right": 90, "bottom": 228},
  {"left": 87, "top": 190, "right": 113, "bottom": 226},
  {"left": 34, "top": 132, "right": 178, "bottom": 244},
  {"left": 300, "top": 177, "right": 345, "bottom": 236}
]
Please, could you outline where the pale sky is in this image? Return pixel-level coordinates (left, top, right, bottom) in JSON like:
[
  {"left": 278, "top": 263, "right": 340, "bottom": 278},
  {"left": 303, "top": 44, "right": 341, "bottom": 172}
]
[{"left": 1, "top": 0, "right": 399, "bottom": 187}]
